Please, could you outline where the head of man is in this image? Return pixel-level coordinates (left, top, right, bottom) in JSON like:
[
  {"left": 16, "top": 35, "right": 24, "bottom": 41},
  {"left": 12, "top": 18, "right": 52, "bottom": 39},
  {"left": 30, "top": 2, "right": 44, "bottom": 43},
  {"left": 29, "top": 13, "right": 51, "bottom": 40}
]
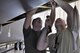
[
  {"left": 32, "top": 17, "right": 42, "bottom": 31},
  {"left": 45, "top": 15, "right": 52, "bottom": 27},
  {"left": 55, "top": 18, "right": 66, "bottom": 32}
]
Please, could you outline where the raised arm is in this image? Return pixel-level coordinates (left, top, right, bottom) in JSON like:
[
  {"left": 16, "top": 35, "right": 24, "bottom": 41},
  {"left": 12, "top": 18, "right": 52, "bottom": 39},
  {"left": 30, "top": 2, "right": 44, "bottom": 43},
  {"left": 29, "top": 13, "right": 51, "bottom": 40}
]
[
  {"left": 72, "top": 6, "right": 79, "bottom": 51},
  {"left": 23, "top": 9, "right": 37, "bottom": 29},
  {"left": 37, "top": 27, "right": 49, "bottom": 51},
  {"left": 37, "top": 1, "right": 56, "bottom": 51},
  {"left": 50, "top": 1, "right": 56, "bottom": 26},
  {"left": 54, "top": 0, "right": 74, "bottom": 30},
  {"left": 72, "top": 6, "right": 79, "bottom": 33}
]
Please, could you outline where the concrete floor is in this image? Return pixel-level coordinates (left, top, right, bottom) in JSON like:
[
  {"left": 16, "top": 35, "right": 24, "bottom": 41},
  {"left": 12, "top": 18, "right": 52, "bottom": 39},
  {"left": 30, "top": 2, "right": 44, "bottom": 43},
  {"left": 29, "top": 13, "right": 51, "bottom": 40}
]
[
  {"left": 0, "top": 44, "right": 80, "bottom": 53},
  {"left": 7, "top": 50, "right": 25, "bottom": 53},
  {"left": 0, "top": 46, "right": 25, "bottom": 53}
]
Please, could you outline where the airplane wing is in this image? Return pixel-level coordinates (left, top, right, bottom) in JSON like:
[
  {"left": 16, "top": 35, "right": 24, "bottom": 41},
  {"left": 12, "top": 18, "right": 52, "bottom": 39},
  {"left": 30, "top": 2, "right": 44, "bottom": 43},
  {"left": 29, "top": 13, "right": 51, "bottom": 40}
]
[{"left": 0, "top": 0, "right": 77, "bottom": 26}]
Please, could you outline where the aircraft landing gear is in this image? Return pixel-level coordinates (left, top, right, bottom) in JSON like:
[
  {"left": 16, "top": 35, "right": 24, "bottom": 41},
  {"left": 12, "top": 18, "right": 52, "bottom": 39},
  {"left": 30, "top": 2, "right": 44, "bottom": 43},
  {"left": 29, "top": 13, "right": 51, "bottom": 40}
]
[
  {"left": 14, "top": 42, "right": 18, "bottom": 50},
  {"left": 14, "top": 42, "right": 23, "bottom": 50}
]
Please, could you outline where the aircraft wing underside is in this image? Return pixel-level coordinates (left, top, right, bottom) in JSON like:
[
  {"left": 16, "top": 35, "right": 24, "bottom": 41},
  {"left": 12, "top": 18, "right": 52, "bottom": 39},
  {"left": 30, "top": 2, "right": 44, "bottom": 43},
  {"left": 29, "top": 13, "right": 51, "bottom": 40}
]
[{"left": 0, "top": 0, "right": 77, "bottom": 25}]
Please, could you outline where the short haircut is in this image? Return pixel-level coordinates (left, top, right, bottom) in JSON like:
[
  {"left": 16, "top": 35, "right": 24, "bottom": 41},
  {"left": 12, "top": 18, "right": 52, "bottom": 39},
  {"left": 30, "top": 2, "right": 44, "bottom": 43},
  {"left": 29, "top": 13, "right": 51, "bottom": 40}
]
[
  {"left": 32, "top": 17, "right": 41, "bottom": 25},
  {"left": 55, "top": 18, "right": 65, "bottom": 23}
]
